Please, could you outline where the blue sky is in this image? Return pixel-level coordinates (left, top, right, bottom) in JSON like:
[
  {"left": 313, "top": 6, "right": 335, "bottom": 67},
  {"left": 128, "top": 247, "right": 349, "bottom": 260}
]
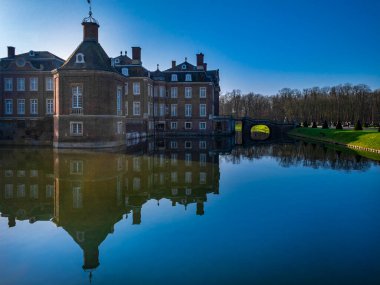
[{"left": 1, "top": 0, "right": 379, "bottom": 94}]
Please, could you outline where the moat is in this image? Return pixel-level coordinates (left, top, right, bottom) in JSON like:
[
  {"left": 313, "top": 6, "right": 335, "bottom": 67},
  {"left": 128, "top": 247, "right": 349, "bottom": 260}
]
[{"left": 1, "top": 137, "right": 379, "bottom": 285}]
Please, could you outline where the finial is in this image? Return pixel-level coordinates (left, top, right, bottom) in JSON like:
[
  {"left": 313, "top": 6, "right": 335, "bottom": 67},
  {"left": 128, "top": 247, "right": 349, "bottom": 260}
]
[
  {"left": 125, "top": 51, "right": 127, "bottom": 55},
  {"left": 89, "top": 271, "right": 93, "bottom": 284},
  {"left": 120, "top": 51, "right": 122, "bottom": 56},
  {"left": 185, "top": 57, "right": 188, "bottom": 62},
  {"left": 157, "top": 64, "right": 160, "bottom": 70}
]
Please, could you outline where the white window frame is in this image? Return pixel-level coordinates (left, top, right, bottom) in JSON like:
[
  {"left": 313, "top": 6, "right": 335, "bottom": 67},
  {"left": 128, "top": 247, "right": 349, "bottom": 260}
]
[
  {"left": 70, "top": 160, "right": 83, "bottom": 175},
  {"left": 122, "top": 68, "right": 129, "bottom": 76},
  {"left": 46, "top": 99, "right": 54, "bottom": 115},
  {"left": 171, "top": 104, "right": 177, "bottom": 117},
  {"left": 171, "top": 74, "right": 178, "bottom": 81},
  {"left": 17, "top": 99, "right": 25, "bottom": 115},
  {"left": 70, "top": 122, "right": 83, "bottom": 136},
  {"left": 4, "top": 78, "right": 13, "bottom": 91},
  {"left": 185, "top": 74, "right": 192, "bottom": 81},
  {"left": 185, "top": 104, "right": 192, "bottom": 117},
  {"left": 76, "top": 53, "right": 85, "bottom": 63},
  {"left": 17, "top": 78, "right": 25, "bottom": 91},
  {"left": 133, "top": 82, "right": 140, "bottom": 95},
  {"left": 171, "top": 87, "right": 178, "bottom": 98},
  {"left": 185, "top": 122, "right": 192, "bottom": 130},
  {"left": 4, "top": 99, "right": 13, "bottom": 114},
  {"left": 45, "top": 77, "right": 54, "bottom": 91},
  {"left": 30, "top": 99, "right": 38, "bottom": 115},
  {"left": 170, "top": 141, "right": 178, "bottom": 149},
  {"left": 117, "top": 87, "right": 122, "bottom": 115},
  {"left": 159, "top": 103, "right": 165, "bottom": 117},
  {"left": 125, "top": 83, "right": 129, "bottom": 95},
  {"left": 200, "top": 104, "right": 207, "bottom": 117},
  {"left": 117, "top": 121, "right": 123, "bottom": 134},
  {"left": 185, "top": 87, "right": 192, "bottom": 99},
  {"left": 199, "top": 140, "right": 207, "bottom": 149},
  {"left": 133, "top": 101, "right": 141, "bottom": 116},
  {"left": 199, "top": 122, "right": 207, "bottom": 130},
  {"left": 125, "top": 101, "right": 128, "bottom": 116},
  {"left": 30, "top": 77, "right": 38, "bottom": 91},
  {"left": 200, "top": 87, "right": 207, "bottom": 98},
  {"left": 159, "top": 86, "right": 166, "bottom": 97},
  {"left": 72, "top": 85, "right": 83, "bottom": 109},
  {"left": 170, "top": 121, "right": 177, "bottom": 130}
]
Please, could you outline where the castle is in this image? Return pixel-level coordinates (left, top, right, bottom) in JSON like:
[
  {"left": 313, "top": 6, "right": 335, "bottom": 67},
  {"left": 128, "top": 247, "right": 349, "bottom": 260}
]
[{"left": 0, "top": 10, "right": 223, "bottom": 148}]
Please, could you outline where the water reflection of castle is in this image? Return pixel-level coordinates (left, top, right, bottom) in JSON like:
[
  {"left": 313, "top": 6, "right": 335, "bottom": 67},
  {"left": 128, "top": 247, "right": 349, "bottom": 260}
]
[{"left": 0, "top": 138, "right": 224, "bottom": 271}]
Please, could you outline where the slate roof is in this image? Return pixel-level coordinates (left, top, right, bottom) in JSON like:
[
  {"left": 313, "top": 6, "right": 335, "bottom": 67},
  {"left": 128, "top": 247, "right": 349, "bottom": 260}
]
[
  {"left": 59, "top": 41, "right": 115, "bottom": 72},
  {"left": 112, "top": 55, "right": 150, "bottom": 78},
  {"left": 0, "top": 51, "right": 64, "bottom": 71}
]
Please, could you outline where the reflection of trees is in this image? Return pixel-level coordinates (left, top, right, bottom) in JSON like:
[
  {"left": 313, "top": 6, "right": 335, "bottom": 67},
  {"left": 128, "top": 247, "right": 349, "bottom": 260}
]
[{"left": 223, "top": 142, "right": 378, "bottom": 171}]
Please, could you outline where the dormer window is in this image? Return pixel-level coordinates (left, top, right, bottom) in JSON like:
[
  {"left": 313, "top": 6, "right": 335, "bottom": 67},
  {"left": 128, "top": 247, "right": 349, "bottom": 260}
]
[
  {"left": 76, "top": 53, "right": 85, "bottom": 63},
  {"left": 171, "top": 74, "right": 178, "bottom": 81},
  {"left": 182, "top": 64, "right": 187, "bottom": 70},
  {"left": 185, "top": 74, "right": 192, "bottom": 81},
  {"left": 122, "top": 68, "right": 129, "bottom": 76},
  {"left": 29, "top": 50, "right": 35, "bottom": 56},
  {"left": 115, "top": 58, "right": 120, "bottom": 64}
]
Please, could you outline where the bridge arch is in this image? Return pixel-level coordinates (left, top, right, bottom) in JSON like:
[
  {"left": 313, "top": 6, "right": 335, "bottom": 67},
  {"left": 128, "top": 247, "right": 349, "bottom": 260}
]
[{"left": 250, "top": 124, "right": 271, "bottom": 141}]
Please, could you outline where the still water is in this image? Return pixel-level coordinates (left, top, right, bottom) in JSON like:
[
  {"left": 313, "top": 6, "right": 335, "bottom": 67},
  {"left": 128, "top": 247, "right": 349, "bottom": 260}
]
[{"left": 0, "top": 138, "right": 379, "bottom": 285}]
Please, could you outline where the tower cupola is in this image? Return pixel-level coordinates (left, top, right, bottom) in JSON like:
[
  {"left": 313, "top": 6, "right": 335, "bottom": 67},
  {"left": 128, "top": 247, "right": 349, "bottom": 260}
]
[{"left": 82, "top": 1, "right": 99, "bottom": 42}]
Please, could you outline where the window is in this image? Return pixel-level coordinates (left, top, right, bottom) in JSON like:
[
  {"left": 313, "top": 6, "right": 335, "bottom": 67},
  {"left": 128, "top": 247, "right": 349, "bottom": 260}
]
[
  {"left": 199, "top": 122, "right": 207, "bottom": 130},
  {"left": 185, "top": 104, "right": 192, "bottom": 117},
  {"left": 72, "top": 85, "right": 83, "bottom": 110},
  {"left": 4, "top": 99, "right": 13, "bottom": 114},
  {"left": 30, "top": 99, "right": 38, "bottom": 115},
  {"left": 185, "top": 122, "right": 192, "bottom": 129},
  {"left": 171, "top": 172, "right": 178, "bottom": 183},
  {"left": 200, "top": 153, "right": 207, "bottom": 167},
  {"left": 45, "top": 77, "right": 54, "bottom": 91},
  {"left": 133, "top": 82, "right": 140, "bottom": 95},
  {"left": 200, "top": 104, "right": 207, "bottom": 117},
  {"left": 185, "top": 87, "right": 192, "bottom": 98},
  {"left": 125, "top": 101, "right": 128, "bottom": 115},
  {"left": 199, "top": 140, "right": 207, "bottom": 149},
  {"left": 170, "top": 121, "right": 177, "bottom": 130},
  {"left": 70, "top": 122, "right": 83, "bottom": 136},
  {"left": 122, "top": 68, "right": 129, "bottom": 76},
  {"left": 154, "top": 86, "right": 159, "bottom": 97},
  {"left": 133, "top": 101, "right": 140, "bottom": 116},
  {"left": 46, "top": 99, "right": 54, "bottom": 114},
  {"left": 182, "top": 64, "right": 187, "bottom": 70},
  {"left": 4, "top": 78, "right": 13, "bottom": 91},
  {"left": 133, "top": 178, "right": 141, "bottom": 190},
  {"left": 5, "top": 170, "right": 13, "bottom": 177},
  {"left": 159, "top": 86, "right": 166, "bottom": 97},
  {"left": 17, "top": 99, "right": 25, "bottom": 115},
  {"left": 185, "top": 74, "right": 192, "bottom": 81},
  {"left": 72, "top": 186, "right": 83, "bottom": 208},
  {"left": 186, "top": 188, "right": 192, "bottom": 195},
  {"left": 159, "top": 103, "right": 165, "bottom": 116},
  {"left": 17, "top": 184, "right": 26, "bottom": 198},
  {"left": 171, "top": 87, "right": 178, "bottom": 98},
  {"left": 171, "top": 153, "right": 178, "bottom": 166},
  {"left": 185, "top": 172, "right": 192, "bottom": 183},
  {"left": 172, "top": 188, "right": 178, "bottom": 195},
  {"left": 185, "top": 141, "right": 192, "bottom": 149},
  {"left": 30, "top": 185, "right": 39, "bottom": 199},
  {"left": 170, "top": 141, "right": 178, "bottom": 149},
  {"left": 185, "top": 153, "right": 192, "bottom": 166},
  {"left": 117, "top": 121, "right": 123, "bottom": 134},
  {"left": 117, "top": 87, "right": 122, "bottom": 115},
  {"left": 171, "top": 104, "right": 177, "bottom": 117},
  {"left": 46, "top": 185, "right": 54, "bottom": 198},
  {"left": 30, "top": 170, "right": 38, "bottom": 177},
  {"left": 171, "top": 74, "right": 178, "bottom": 81},
  {"left": 125, "top": 83, "right": 129, "bottom": 95},
  {"left": 133, "top": 157, "right": 141, "bottom": 172},
  {"left": 17, "top": 78, "right": 25, "bottom": 91},
  {"left": 70, "top": 160, "right": 83, "bottom": 175},
  {"left": 200, "top": 87, "right": 207, "bottom": 98},
  {"left": 30, "top": 77, "right": 38, "bottom": 91},
  {"left": 200, "top": 172, "right": 207, "bottom": 184},
  {"left": 76, "top": 53, "right": 85, "bottom": 63}
]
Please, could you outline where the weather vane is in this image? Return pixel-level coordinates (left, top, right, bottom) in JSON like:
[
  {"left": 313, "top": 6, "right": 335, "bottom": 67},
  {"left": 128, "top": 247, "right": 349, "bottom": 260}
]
[{"left": 87, "top": 0, "right": 92, "bottom": 17}]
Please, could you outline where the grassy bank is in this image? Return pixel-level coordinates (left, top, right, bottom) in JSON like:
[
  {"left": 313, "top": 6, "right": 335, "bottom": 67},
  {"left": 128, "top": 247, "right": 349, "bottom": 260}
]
[{"left": 288, "top": 128, "right": 380, "bottom": 152}]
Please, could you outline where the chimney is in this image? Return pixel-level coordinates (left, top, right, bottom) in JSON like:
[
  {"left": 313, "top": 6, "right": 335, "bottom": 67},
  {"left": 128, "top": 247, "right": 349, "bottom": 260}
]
[
  {"left": 7, "top": 46, "right": 15, "bottom": 58},
  {"left": 172, "top": 60, "right": 176, "bottom": 68},
  {"left": 132, "top": 47, "right": 141, "bottom": 63},
  {"left": 196, "top": 53, "right": 204, "bottom": 69},
  {"left": 82, "top": 22, "right": 99, "bottom": 42},
  {"left": 203, "top": 63, "right": 208, "bottom": 71}
]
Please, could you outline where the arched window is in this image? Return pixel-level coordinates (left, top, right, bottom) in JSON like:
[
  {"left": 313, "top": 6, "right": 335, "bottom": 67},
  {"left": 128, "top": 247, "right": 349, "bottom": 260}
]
[{"left": 75, "top": 53, "right": 85, "bottom": 63}]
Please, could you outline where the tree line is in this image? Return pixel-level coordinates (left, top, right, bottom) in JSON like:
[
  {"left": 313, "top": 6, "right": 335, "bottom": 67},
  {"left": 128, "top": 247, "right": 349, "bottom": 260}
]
[{"left": 219, "top": 84, "right": 380, "bottom": 126}]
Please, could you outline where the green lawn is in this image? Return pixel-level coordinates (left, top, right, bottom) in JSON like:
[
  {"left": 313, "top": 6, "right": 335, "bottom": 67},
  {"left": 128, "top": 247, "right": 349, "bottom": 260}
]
[{"left": 288, "top": 128, "right": 380, "bottom": 150}]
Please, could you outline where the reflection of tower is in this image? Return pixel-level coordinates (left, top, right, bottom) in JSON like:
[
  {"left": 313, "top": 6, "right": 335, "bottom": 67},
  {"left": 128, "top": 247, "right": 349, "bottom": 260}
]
[
  {"left": 8, "top": 216, "right": 16, "bottom": 227},
  {"left": 196, "top": 202, "right": 204, "bottom": 216},
  {"left": 132, "top": 207, "right": 141, "bottom": 225}
]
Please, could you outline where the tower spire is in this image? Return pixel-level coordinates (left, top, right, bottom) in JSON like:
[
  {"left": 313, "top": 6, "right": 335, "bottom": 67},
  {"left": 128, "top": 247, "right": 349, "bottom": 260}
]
[{"left": 87, "top": 0, "right": 92, "bottom": 17}]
